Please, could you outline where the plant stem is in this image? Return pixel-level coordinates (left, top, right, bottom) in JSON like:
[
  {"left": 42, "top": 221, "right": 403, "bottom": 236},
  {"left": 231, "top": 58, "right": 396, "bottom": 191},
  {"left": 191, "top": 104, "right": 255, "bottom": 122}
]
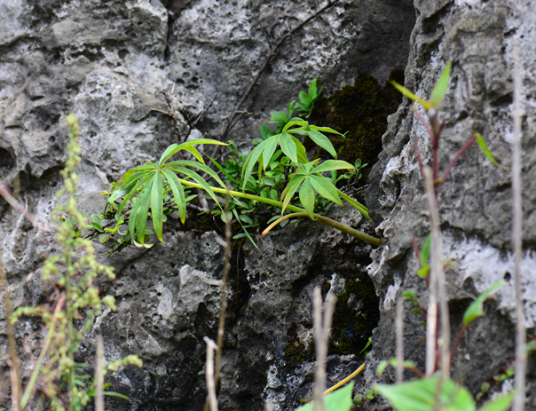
[
  {"left": 323, "top": 363, "right": 365, "bottom": 395},
  {"left": 204, "top": 204, "right": 232, "bottom": 411},
  {"left": 95, "top": 335, "right": 104, "bottom": 411},
  {"left": 423, "top": 166, "right": 450, "bottom": 382},
  {"left": 21, "top": 294, "right": 65, "bottom": 409},
  {"left": 177, "top": 179, "right": 381, "bottom": 245},
  {"left": 450, "top": 324, "right": 467, "bottom": 363},
  {"left": 512, "top": 37, "right": 526, "bottom": 411},
  {"left": 262, "top": 213, "right": 381, "bottom": 246}
]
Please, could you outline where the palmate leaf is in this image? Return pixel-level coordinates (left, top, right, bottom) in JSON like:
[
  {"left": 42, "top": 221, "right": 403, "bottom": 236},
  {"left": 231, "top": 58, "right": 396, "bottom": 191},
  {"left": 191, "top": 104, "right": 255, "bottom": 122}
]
[{"left": 151, "top": 172, "right": 164, "bottom": 242}]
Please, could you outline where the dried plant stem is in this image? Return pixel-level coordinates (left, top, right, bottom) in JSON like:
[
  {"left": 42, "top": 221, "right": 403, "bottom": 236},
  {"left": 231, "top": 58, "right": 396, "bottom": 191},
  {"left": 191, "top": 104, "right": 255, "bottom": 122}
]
[
  {"left": 0, "top": 246, "right": 21, "bottom": 411},
  {"left": 396, "top": 297, "right": 404, "bottom": 383},
  {"left": 323, "top": 363, "right": 365, "bottom": 395},
  {"left": 203, "top": 205, "right": 232, "bottom": 411},
  {"left": 512, "top": 37, "right": 526, "bottom": 411},
  {"left": 221, "top": 0, "right": 340, "bottom": 139},
  {"left": 423, "top": 166, "right": 450, "bottom": 382},
  {"left": 204, "top": 337, "right": 219, "bottom": 411},
  {"left": 0, "top": 180, "right": 37, "bottom": 226},
  {"left": 95, "top": 335, "right": 105, "bottom": 411},
  {"left": 313, "top": 287, "right": 336, "bottom": 411}
]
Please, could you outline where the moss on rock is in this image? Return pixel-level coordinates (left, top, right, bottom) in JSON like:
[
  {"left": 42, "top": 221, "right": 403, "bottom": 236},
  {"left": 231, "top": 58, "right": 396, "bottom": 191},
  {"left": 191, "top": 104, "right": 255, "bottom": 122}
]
[
  {"left": 328, "top": 271, "right": 380, "bottom": 357},
  {"left": 309, "top": 70, "right": 404, "bottom": 166}
]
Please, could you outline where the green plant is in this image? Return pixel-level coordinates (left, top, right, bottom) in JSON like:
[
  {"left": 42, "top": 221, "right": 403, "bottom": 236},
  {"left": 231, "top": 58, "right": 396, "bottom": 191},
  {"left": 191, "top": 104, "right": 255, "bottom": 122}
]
[
  {"left": 6, "top": 114, "right": 141, "bottom": 411},
  {"left": 90, "top": 80, "right": 381, "bottom": 252}
]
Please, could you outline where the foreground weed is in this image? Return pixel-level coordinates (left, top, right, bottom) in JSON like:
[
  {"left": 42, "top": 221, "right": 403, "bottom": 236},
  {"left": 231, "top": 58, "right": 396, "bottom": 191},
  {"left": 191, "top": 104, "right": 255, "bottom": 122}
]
[{"left": 9, "top": 114, "right": 141, "bottom": 410}]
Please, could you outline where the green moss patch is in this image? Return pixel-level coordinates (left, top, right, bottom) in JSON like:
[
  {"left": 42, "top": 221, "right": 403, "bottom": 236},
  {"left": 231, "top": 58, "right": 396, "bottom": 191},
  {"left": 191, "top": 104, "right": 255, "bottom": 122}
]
[{"left": 309, "top": 70, "right": 404, "bottom": 166}]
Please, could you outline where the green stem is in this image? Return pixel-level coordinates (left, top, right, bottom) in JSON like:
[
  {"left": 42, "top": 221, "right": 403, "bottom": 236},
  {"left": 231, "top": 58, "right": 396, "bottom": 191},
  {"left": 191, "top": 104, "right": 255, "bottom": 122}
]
[
  {"left": 337, "top": 190, "right": 371, "bottom": 220},
  {"left": 264, "top": 213, "right": 381, "bottom": 246},
  {"left": 177, "top": 179, "right": 381, "bottom": 246},
  {"left": 21, "top": 295, "right": 65, "bottom": 409}
]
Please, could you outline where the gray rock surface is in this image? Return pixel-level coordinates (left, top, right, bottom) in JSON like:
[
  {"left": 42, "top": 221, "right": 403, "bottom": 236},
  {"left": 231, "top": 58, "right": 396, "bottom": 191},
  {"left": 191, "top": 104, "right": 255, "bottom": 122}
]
[{"left": 364, "top": 0, "right": 536, "bottom": 408}]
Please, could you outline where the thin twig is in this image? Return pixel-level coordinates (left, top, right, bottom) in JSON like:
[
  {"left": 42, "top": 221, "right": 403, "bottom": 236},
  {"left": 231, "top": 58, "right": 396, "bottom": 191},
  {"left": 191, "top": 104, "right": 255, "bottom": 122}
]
[
  {"left": 204, "top": 337, "right": 219, "bottom": 411},
  {"left": 423, "top": 169, "right": 438, "bottom": 378},
  {"left": 192, "top": 93, "right": 218, "bottom": 129},
  {"left": 396, "top": 297, "right": 404, "bottom": 383},
  {"left": 437, "top": 134, "right": 477, "bottom": 190},
  {"left": 203, "top": 201, "right": 232, "bottom": 411},
  {"left": 95, "top": 335, "right": 104, "bottom": 411},
  {"left": 0, "top": 180, "right": 38, "bottom": 227},
  {"left": 423, "top": 166, "right": 450, "bottom": 382},
  {"left": 313, "top": 287, "right": 336, "bottom": 411},
  {"left": 220, "top": 0, "right": 340, "bottom": 139},
  {"left": 512, "top": 37, "right": 526, "bottom": 411},
  {"left": 0, "top": 245, "right": 21, "bottom": 411}
]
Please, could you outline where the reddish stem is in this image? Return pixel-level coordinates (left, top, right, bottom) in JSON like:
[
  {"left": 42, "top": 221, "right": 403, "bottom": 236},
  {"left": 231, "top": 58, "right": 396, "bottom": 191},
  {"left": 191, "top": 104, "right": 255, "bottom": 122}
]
[
  {"left": 437, "top": 134, "right": 477, "bottom": 190},
  {"left": 412, "top": 235, "right": 421, "bottom": 262},
  {"left": 450, "top": 324, "right": 468, "bottom": 363}
]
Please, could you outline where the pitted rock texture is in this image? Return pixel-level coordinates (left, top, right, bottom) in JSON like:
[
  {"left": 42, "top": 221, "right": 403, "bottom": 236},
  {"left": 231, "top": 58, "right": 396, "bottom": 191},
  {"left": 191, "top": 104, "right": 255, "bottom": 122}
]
[
  {"left": 0, "top": 0, "right": 415, "bottom": 410},
  {"left": 364, "top": 0, "right": 536, "bottom": 409}
]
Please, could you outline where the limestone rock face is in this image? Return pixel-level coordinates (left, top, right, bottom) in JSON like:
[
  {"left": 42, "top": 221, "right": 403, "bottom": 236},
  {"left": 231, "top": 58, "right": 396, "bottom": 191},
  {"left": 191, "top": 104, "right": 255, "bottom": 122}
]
[
  {"left": 0, "top": 0, "right": 415, "bottom": 409},
  {"left": 364, "top": 0, "right": 536, "bottom": 408}
]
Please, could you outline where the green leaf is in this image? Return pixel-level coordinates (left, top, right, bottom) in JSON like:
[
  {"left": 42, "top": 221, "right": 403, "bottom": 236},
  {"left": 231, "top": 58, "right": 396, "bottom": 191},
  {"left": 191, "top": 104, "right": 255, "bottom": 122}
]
[
  {"left": 242, "top": 139, "right": 270, "bottom": 190},
  {"left": 151, "top": 172, "right": 164, "bottom": 242},
  {"left": 376, "top": 377, "right": 476, "bottom": 411},
  {"left": 420, "top": 235, "right": 432, "bottom": 267},
  {"left": 134, "top": 179, "right": 153, "bottom": 244},
  {"left": 298, "top": 127, "right": 337, "bottom": 158},
  {"left": 309, "top": 78, "right": 318, "bottom": 98},
  {"left": 99, "top": 234, "right": 111, "bottom": 243},
  {"left": 463, "top": 280, "right": 504, "bottom": 327},
  {"left": 295, "top": 382, "right": 354, "bottom": 411},
  {"left": 158, "top": 139, "right": 228, "bottom": 166},
  {"left": 299, "top": 178, "right": 315, "bottom": 219},
  {"left": 174, "top": 167, "right": 221, "bottom": 207},
  {"left": 310, "top": 175, "right": 342, "bottom": 205},
  {"left": 478, "top": 392, "right": 514, "bottom": 411},
  {"left": 103, "top": 391, "right": 130, "bottom": 401},
  {"left": 262, "top": 134, "right": 281, "bottom": 169},
  {"left": 475, "top": 133, "right": 509, "bottom": 170},
  {"left": 162, "top": 169, "right": 187, "bottom": 223},
  {"left": 313, "top": 160, "right": 355, "bottom": 173},
  {"left": 430, "top": 61, "right": 452, "bottom": 109},
  {"left": 281, "top": 175, "right": 306, "bottom": 215},
  {"left": 279, "top": 132, "right": 298, "bottom": 164},
  {"left": 232, "top": 209, "right": 259, "bottom": 250},
  {"left": 259, "top": 124, "right": 274, "bottom": 139},
  {"left": 390, "top": 80, "right": 433, "bottom": 111}
]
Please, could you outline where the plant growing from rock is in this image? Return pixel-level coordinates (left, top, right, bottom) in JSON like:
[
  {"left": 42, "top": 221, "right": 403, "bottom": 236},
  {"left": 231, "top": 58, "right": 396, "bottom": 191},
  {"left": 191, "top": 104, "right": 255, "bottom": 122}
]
[
  {"left": 1, "top": 114, "right": 141, "bottom": 411},
  {"left": 90, "top": 79, "right": 380, "bottom": 252}
]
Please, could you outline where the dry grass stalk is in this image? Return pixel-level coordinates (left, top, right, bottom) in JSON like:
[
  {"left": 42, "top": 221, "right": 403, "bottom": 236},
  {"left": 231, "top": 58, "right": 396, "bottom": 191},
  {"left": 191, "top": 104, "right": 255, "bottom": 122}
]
[
  {"left": 312, "top": 287, "right": 336, "bottom": 411},
  {"left": 423, "top": 166, "right": 450, "bottom": 382},
  {"left": 204, "top": 337, "right": 219, "bottom": 411},
  {"left": 204, "top": 203, "right": 232, "bottom": 411},
  {"left": 95, "top": 335, "right": 104, "bottom": 411},
  {"left": 512, "top": 37, "right": 527, "bottom": 411}
]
